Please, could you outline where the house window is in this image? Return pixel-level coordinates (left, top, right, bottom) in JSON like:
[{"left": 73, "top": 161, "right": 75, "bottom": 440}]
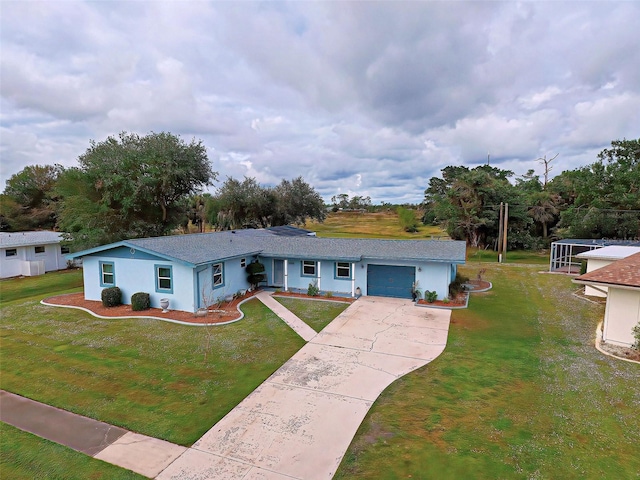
[
  {"left": 155, "top": 265, "right": 173, "bottom": 293},
  {"left": 302, "top": 260, "right": 316, "bottom": 276},
  {"left": 335, "top": 262, "right": 351, "bottom": 279},
  {"left": 34, "top": 245, "right": 45, "bottom": 254},
  {"left": 5, "top": 248, "right": 17, "bottom": 257},
  {"left": 213, "top": 263, "right": 224, "bottom": 287},
  {"left": 100, "top": 261, "right": 115, "bottom": 287},
  {"left": 240, "top": 258, "right": 246, "bottom": 268},
  {"left": 61, "top": 246, "right": 70, "bottom": 254}
]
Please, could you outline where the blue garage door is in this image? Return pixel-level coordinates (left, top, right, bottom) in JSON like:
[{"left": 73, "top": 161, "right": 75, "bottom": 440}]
[{"left": 367, "top": 265, "right": 415, "bottom": 299}]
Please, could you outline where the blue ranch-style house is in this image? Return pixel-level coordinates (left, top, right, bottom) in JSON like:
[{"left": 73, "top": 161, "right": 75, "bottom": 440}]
[{"left": 68, "top": 227, "right": 466, "bottom": 313}]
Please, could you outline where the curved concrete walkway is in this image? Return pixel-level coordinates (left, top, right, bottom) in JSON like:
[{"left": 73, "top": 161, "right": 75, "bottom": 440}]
[{"left": 158, "top": 296, "right": 450, "bottom": 480}]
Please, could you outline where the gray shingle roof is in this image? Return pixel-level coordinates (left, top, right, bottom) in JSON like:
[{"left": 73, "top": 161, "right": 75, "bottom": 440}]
[
  {"left": 0, "top": 231, "right": 63, "bottom": 248},
  {"left": 121, "top": 229, "right": 466, "bottom": 266}
]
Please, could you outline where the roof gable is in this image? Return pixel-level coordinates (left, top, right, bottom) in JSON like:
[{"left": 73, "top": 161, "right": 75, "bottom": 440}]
[{"left": 574, "top": 252, "right": 640, "bottom": 288}]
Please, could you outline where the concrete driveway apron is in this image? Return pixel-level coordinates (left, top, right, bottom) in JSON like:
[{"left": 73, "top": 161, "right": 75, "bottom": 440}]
[{"left": 158, "top": 296, "right": 451, "bottom": 480}]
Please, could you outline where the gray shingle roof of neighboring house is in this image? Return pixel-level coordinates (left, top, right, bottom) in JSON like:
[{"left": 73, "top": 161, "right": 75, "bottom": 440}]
[
  {"left": 0, "top": 231, "right": 64, "bottom": 248},
  {"left": 72, "top": 228, "right": 466, "bottom": 266}
]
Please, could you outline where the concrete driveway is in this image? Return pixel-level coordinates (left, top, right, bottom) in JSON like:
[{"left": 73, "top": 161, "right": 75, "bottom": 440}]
[{"left": 158, "top": 296, "right": 450, "bottom": 480}]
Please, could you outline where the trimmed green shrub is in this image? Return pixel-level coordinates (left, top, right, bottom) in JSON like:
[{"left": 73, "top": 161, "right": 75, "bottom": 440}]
[
  {"left": 633, "top": 322, "right": 640, "bottom": 351},
  {"left": 101, "top": 286, "right": 122, "bottom": 307},
  {"left": 307, "top": 282, "right": 320, "bottom": 297},
  {"left": 131, "top": 292, "right": 150, "bottom": 311},
  {"left": 425, "top": 290, "right": 438, "bottom": 303},
  {"left": 449, "top": 272, "right": 470, "bottom": 298},
  {"left": 246, "top": 260, "right": 266, "bottom": 287}
]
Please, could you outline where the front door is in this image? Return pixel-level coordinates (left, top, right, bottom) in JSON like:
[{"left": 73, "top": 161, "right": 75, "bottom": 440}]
[{"left": 273, "top": 259, "right": 284, "bottom": 287}]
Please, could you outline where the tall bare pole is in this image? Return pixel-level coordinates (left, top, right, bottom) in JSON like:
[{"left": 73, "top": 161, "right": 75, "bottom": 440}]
[
  {"left": 502, "top": 203, "right": 509, "bottom": 261},
  {"left": 498, "top": 202, "right": 504, "bottom": 263}
]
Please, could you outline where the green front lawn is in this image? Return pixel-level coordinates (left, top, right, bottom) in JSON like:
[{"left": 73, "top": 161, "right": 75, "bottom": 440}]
[
  {"left": 0, "top": 268, "right": 83, "bottom": 304},
  {"left": 274, "top": 297, "right": 350, "bottom": 332},
  {"left": 1, "top": 294, "right": 305, "bottom": 446},
  {"left": 335, "top": 264, "right": 640, "bottom": 478},
  {"left": 0, "top": 422, "right": 145, "bottom": 480}
]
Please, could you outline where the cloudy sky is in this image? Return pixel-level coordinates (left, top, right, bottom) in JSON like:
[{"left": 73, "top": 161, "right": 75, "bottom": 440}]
[{"left": 1, "top": 1, "right": 639, "bottom": 204}]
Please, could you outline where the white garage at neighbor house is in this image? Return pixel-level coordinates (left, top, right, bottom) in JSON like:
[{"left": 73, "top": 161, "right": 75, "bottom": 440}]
[
  {"left": 574, "top": 252, "right": 640, "bottom": 348},
  {"left": 68, "top": 227, "right": 467, "bottom": 313}
]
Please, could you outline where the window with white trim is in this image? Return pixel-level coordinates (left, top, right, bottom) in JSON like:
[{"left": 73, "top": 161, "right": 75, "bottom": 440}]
[
  {"left": 5, "top": 248, "right": 17, "bottom": 257},
  {"left": 100, "top": 262, "right": 115, "bottom": 286},
  {"left": 156, "top": 265, "right": 173, "bottom": 293},
  {"left": 302, "top": 260, "right": 316, "bottom": 276},
  {"left": 34, "top": 245, "right": 45, "bottom": 254},
  {"left": 336, "top": 262, "right": 351, "bottom": 279},
  {"left": 61, "top": 246, "right": 70, "bottom": 254},
  {"left": 213, "top": 263, "right": 224, "bottom": 287},
  {"left": 240, "top": 258, "right": 246, "bottom": 268}
]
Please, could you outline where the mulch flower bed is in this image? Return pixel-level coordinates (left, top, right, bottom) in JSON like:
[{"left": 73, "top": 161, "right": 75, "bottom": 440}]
[
  {"left": 272, "top": 291, "right": 356, "bottom": 303},
  {"left": 599, "top": 341, "right": 640, "bottom": 362},
  {"left": 417, "top": 292, "right": 468, "bottom": 308},
  {"left": 43, "top": 291, "right": 258, "bottom": 325}
]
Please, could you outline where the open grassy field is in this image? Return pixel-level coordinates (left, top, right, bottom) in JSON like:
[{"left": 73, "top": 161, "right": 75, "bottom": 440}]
[
  {"left": 308, "top": 210, "right": 446, "bottom": 239},
  {"left": 467, "top": 247, "right": 550, "bottom": 265},
  {"left": 335, "top": 263, "right": 640, "bottom": 479},
  {"left": 274, "top": 297, "right": 350, "bottom": 333}
]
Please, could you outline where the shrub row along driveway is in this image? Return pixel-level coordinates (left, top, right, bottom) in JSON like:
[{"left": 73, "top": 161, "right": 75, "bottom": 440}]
[{"left": 158, "top": 296, "right": 451, "bottom": 480}]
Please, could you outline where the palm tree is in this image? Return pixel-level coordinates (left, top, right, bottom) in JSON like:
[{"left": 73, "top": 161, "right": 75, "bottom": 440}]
[{"left": 528, "top": 191, "right": 559, "bottom": 238}]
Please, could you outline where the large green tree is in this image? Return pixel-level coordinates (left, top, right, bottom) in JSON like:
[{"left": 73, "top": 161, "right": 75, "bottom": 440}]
[
  {"left": 550, "top": 138, "right": 639, "bottom": 238},
  {"left": 57, "top": 132, "right": 215, "bottom": 249},
  {"left": 423, "top": 165, "right": 527, "bottom": 248},
  {"left": 211, "top": 175, "right": 325, "bottom": 230},
  {"left": 1, "top": 164, "right": 63, "bottom": 230}
]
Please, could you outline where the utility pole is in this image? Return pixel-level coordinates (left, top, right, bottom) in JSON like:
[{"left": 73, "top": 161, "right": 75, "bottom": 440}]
[
  {"left": 502, "top": 203, "right": 509, "bottom": 262},
  {"left": 498, "top": 202, "right": 504, "bottom": 263}
]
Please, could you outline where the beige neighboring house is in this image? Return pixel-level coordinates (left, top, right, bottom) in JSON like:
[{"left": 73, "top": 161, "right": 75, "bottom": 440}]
[
  {"left": 0, "top": 231, "right": 69, "bottom": 279},
  {"left": 574, "top": 252, "right": 640, "bottom": 348},
  {"left": 576, "top": 246, "right": 640, "bottom": 297}
]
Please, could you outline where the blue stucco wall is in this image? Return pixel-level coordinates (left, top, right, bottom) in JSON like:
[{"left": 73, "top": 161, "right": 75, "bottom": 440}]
[
  {"left": 260, "top": 256, "right": 454, "bottom": 300},
  {"left": 82, "top": 255, "right": 196, "bottom": 312},
  {"left": 83, "top": 252, "right": 253, "bottom": 313},
  {"left": 195, "top": 257, "right": 251, "bottom": 308}
]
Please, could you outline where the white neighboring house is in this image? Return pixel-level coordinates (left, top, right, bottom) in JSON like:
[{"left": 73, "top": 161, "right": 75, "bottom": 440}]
[
  {"left": 574, "top": 252, "right": 640, "bottom": 348},
  {"left": 0, "top": 231, "right": 69, "bottom": 279},
  {"left": 576, "top": 246, "right": 640, "bottom": 297}
]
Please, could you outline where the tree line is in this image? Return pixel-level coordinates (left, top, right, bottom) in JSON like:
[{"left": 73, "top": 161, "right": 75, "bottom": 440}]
[
  {"left": 0, "top": 132, "right": 326, "bottom": 250},
  {"left": 421, "top": 138, "right": 640, "bottom": 249}
]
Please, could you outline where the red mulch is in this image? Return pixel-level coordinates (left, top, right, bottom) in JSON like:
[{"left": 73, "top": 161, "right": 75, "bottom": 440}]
[
  {"left": 417, "top": 292, "right": 468, "bottom": 308},
  {"left": 43, "top": 291, "right": 257, "bottom": 325}
]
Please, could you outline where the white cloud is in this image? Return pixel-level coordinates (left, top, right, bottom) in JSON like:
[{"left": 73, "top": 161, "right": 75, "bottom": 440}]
[{"left": 1, "top": 1, "right": 639, "bottom": 202}]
